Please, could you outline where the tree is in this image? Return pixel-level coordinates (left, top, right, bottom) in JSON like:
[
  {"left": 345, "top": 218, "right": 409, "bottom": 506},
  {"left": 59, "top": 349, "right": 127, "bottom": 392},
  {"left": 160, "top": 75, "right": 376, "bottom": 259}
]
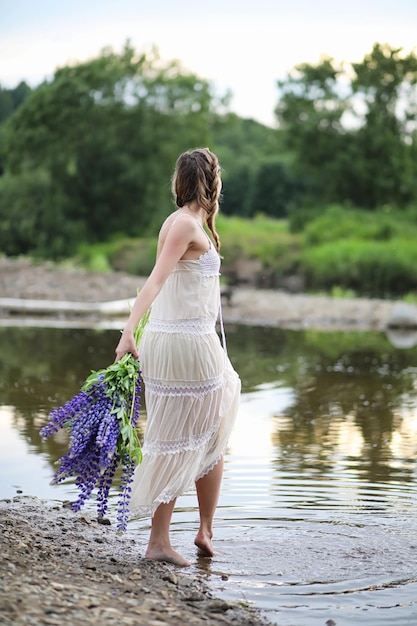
[
  {"left": 213, "top": 113, "right": 292, "bottom": 216},
  {"left": 0, "top": 170, "right": 78, "bottom": 257},
  {"left": 0, "top": 89, "right": 13, "bottom": 123},
  {"left": 250, "top": 159, "right": 300, "bottom": 218},
  {"left": 275, "top": 43, "right": 417, "bottom": 209},
  {"left": 0, "top": 81, "right": 31, "bottom": 175},
  {"left": 0, "top": 81, "right": 31, "bottom": 122},
  {"left": 275, "top": 55, "right": 349, "bottom": 204},
  {"left": 350, "top": 43, "right": 417, "bottom": 207},
  {"left": 1, "top": 43, "right": 226, "bottom": 257},
  {"left": 220, "top": 162, "right": 254, "bottom": 216}
]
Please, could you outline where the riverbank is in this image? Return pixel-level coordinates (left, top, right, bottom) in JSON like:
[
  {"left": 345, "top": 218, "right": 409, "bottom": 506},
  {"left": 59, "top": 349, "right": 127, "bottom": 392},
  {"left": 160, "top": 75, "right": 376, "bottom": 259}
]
[
  {"left": 0, "top": 256, "right": 413, "bottom": 330},
  {"left": 0, "top": 496, "right": 271, "bottom": 626}
]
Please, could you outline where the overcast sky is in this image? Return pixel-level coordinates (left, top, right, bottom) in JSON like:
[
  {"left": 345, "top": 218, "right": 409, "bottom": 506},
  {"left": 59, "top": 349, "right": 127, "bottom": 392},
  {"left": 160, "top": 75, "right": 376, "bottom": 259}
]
[{"left": 1, "top": 0, "right": 416, "bottom": 126}]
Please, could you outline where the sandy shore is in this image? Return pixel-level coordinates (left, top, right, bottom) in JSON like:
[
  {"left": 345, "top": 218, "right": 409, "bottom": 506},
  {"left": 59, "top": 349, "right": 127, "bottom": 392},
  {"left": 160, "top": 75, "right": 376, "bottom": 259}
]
[
  {"left": 0, "top": 496, "right": 271, "bottom": 626},
  {"left": 0, "top": 256, "right": 411, "bottom": 331}
]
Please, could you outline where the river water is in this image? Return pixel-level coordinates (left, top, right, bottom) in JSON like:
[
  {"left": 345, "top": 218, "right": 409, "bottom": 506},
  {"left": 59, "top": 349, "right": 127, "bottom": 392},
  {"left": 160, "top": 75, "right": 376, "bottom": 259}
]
[{"left": 1, "top": 323, "right": 417, "bottom": 625}]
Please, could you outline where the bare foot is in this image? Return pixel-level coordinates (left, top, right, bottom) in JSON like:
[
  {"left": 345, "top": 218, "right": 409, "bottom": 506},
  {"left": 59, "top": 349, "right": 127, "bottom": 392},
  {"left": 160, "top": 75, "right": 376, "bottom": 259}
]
[
  {"left": 194, "top": 531, "right": 214, "bottom": 557},
  {"left": 145, "top": 547, "right": 191, "bottom": 567}
]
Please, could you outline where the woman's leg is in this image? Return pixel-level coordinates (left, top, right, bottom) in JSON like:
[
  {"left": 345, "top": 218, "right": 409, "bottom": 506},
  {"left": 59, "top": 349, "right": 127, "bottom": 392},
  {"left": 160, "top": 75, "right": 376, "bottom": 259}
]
[
  {"left": 146, "top": 499, "right": 191, "bottom": 567},
  {"left": 194, "top": 457, "right": 224, "bottom": 556}
]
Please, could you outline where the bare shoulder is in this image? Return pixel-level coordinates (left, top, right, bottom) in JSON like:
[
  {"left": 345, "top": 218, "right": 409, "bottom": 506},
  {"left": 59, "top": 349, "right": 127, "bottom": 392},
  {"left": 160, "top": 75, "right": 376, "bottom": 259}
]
[
  {"left": 157, "top": 211, "right": 198, "bottom": 256},
  {"left": 160, "top": 211, "right": 197, "bottom": 239}
]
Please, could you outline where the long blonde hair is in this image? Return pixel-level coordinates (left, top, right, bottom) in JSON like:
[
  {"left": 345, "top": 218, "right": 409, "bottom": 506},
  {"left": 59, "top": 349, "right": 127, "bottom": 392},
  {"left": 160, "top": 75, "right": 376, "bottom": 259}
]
[{"left": 172, "top": 147, "right": 222, "bottom": 251}]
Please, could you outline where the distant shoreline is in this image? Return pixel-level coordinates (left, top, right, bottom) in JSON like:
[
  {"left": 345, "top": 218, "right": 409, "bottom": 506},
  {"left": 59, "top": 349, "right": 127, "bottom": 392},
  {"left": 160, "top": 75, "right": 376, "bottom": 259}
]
[{"left": 0, "top": 256, "right": 416, "bottom": 333}]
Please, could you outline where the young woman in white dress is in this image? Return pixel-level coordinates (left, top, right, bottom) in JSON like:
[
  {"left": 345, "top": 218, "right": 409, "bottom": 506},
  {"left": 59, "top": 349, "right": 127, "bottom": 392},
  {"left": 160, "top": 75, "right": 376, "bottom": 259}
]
[{"left": 115, "top": 147, "right": 241, "bottom": 567}]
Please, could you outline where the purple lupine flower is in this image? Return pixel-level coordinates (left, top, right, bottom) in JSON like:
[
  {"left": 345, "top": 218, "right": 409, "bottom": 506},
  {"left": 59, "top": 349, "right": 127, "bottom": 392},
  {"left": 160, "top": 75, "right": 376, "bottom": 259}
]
[
  {"left": 117, "top": 454, "right": 136, "bottom": 532},
  {"left": 130, "top": 373, "right": 142, "bottom": 428},
  {"left": 72, "top": 447, "right": 102, "bottom": 512},
  {"left": 39, "top": 311, "right": 149, "bottom": 530},
  {"left": 68, "top": 390, "right": 110, "bottom": 460},
  {"left": 97, "top": 453, "right": 119, "bottom": 519},
  {"left": 39, "top": 389, "right": 90, "bottom": 439},
  {"left": 97, "top": 415, "right": 120, "bottom": 472}
]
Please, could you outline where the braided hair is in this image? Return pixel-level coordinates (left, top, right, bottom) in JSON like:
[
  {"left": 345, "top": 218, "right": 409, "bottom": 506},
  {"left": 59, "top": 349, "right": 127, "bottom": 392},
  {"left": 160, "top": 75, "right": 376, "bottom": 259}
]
[{"left": 172, "top": 148, "right": 222, "bottom": 252}]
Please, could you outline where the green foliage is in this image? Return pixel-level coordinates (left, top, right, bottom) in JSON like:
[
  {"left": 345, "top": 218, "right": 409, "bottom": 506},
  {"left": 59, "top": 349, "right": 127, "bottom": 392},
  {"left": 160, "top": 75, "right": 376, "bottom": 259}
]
[
  {"left": 76, "top": 236, "right": 158, "bottom": 277},
  {"left": 249, "top": 159, "right": 301, "bottom": 218},
  {"left": 75, "top": 245, "right": 113, "bottom": 272},
  {"left": 2, "top": 40, "right": 417, "bottom": 300},
  {"left": 0, "top": 170, "right": 84, "bottom": 258},
  {"left": 276, "top": 43, "right": 417, "bottom": 210},
  {"left": 276, "top": 54, "right": 348, "bottom": 205},
  {"left": 1, "top": 43, "right": 220, "bottom": 256},
  {"left": 74, "top": 215, "right": 300, "bottom": 285},
  {"left": 214, "top": 115, "right": 295, "bottom": 217},
  {"left": 287, "top": 205, "right": 322, "bottom": 233},
  {"left": 0, "top": 90, "right": 13, "bottom": 123},
  {"left": 302, "top": 204, "right": 417, "bottom": 246},
  {"left": 300, "top": 238, "right": 417, "bottom": 297},
  {"left": 0, "top": 81, "right": 31, "bottom": 123},
  {"left": 217, "top": 214, "right": 299, "bottom": 280},
  {"left": 217, "top": 213, "right": 290, "bottom": 241},
  {"left": 0, "top": 81, "right": 32, "bottom": 174},
  {"left": 402, "top": 292, "right": 417, "bottom": 304},
  {"left": 214, "top": 114, "right": 284, "bottom": 169},
  {"left": 73, "top": 210, "right": 417, "bottom": 300},
  {"left": 220, "top": 161, "right": 255, "bottom": 216},
  {"left": 108, "top": 238, "right": 158, "bottom": 276},
  {"left": 330, "top": 285, "right": 356, "bottom": 299},
  {"left": 289, "top": 205, "right": 417, "bottom": 297}
]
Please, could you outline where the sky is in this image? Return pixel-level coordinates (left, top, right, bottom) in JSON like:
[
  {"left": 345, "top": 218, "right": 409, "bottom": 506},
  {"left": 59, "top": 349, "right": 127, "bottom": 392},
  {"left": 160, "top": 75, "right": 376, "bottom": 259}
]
[{"left": 1, "top": 0, "right": 417, "bottom": 127}]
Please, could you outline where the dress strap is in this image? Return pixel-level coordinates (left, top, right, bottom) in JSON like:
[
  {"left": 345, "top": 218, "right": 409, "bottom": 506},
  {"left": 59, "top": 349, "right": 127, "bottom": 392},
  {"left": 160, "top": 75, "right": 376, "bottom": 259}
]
[{"left": 218, "top": 298, "right": 228, "bottom": 358}]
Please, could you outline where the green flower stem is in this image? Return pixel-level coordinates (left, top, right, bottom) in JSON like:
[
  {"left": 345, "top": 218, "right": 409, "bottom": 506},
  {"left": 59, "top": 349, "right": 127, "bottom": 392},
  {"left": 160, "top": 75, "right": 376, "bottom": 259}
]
[{"left": 82, "top": 309, "right": 150, "bottom": 465}]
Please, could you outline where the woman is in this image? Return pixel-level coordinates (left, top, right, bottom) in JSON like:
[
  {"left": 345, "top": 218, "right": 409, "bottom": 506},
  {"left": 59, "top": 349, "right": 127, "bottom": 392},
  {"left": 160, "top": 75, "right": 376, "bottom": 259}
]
[{"left": 115, "top": 147, "right": 241, "bottom": 567}]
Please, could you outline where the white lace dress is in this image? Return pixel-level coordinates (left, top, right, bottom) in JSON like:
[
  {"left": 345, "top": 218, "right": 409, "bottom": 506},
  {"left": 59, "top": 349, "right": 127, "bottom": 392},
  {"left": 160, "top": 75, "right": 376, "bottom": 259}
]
[{"left": 129, "top": 241, "right": 241, "bottom": 518}]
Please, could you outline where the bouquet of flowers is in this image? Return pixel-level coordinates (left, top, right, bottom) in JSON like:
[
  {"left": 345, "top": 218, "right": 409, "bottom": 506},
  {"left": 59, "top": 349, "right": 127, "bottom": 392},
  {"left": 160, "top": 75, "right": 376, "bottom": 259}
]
[{"left": 40, "top": 311, "right": 150, "bottom": 532}]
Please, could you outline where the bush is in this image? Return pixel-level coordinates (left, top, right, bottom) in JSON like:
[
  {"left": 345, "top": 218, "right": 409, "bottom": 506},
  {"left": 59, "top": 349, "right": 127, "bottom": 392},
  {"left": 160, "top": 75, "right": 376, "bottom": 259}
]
[
  {"left": 112, "top": 238, "right": 158, "bottom": 276},
  {"left": 0, "top": 171, "right": 85, "bottom": 258},
  {"left": 76, "top": 238, "right": 158, "bottom": 276},
  {"left": 300, "top": 238, "right": 417, "bottom": 297},
  {"left": 218, "top": 214, "right": 300, "bottom": 280},
  {"left": 302, "top": 204, "right": 417, "bottom": 246}
]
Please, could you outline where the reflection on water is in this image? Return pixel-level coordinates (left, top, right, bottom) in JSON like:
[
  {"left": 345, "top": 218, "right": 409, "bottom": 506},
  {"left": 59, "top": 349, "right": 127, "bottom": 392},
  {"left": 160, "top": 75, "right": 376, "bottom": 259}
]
[{"left": 1, "top": 325, "right": 417, "bottom": 625}]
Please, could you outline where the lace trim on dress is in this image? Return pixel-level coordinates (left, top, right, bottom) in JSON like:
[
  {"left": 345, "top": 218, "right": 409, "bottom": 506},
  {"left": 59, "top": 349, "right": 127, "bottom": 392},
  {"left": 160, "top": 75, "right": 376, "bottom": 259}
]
[
  {"left": 129, "top": 455, "right": 225, "bottom": 518},
  {"left": 143, "top": 375, "right": 224, "bottom": 397},
  {"left": 143, "top": 419, "right": 220, "bottom": 455},
  {"left": 195, "top": 453, "right": 223, "bottom": 482},
  {"left": 130, "top": 483, "right": 195, "bottom": 517},
  {"left": 199, "top": 244, "right": 221, "bottom": 277},
  {"left": 147, "top": 318, "right": 215, "bottom": 335}
]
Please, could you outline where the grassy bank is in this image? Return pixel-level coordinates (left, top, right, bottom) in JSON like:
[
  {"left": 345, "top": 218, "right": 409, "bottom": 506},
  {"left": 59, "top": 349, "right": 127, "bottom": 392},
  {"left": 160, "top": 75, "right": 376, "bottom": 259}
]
[{"left": 73, "top": 207, "right": 417, "bottom": 301}]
